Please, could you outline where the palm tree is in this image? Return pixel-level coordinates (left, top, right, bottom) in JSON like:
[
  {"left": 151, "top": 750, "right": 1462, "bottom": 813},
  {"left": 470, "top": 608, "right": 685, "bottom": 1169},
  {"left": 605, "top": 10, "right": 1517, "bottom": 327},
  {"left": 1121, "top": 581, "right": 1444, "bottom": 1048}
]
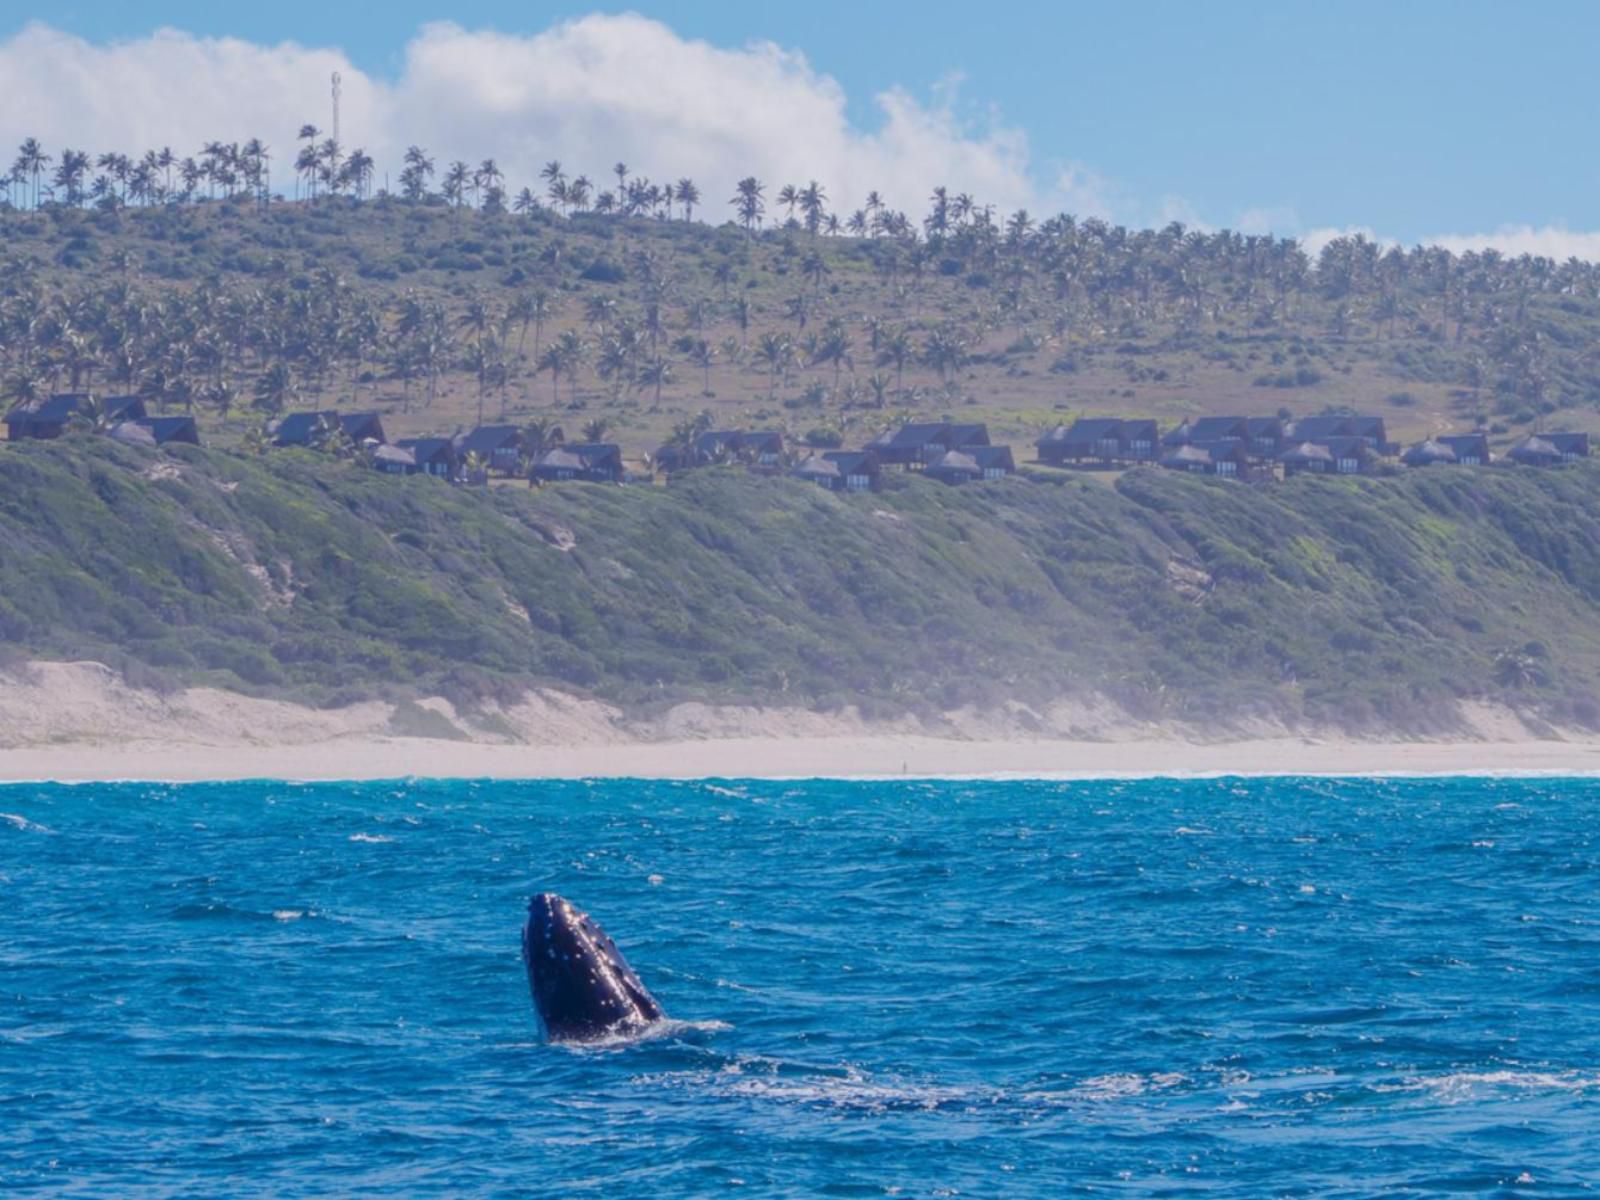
[
  {"left": 921, "top": 325, "right": 969, "bottom": 385},
  {"left": 675, "top": 178, "right": 700, "bottom": 222},
  {"left": 685, "top": 338, "right": 717, "bottom": 394},
  {"left": 13, "top": 138, "right": 50, "bottom": 208},
  {"left": 634, "top": 357, "right": 673, "bottom": 407},
  {"left": 798, "top": 181, "right": 827, "bottom": 236},
  {"left": 443, "top": 161, "right": 470, "bottom": 214},
  {"left": 756, "top": 331, "right": 795, "bottom": 398},
  {"left": 400, "top": 146, "right": 435, "bottom": 200},
  {"left": 253, "top": 361, "right": 295, "bottom": 414},
  {"left": 541, "top": 161, "right": 566, "bottom": 212},
  {"left": 731, "top": 177, "right": 764, "bottom": 230},
  {"left": 877, "top": 328, "right": 913, "bottom": 392},
  {"left": 581, "top": 417, "right": 611, "bottom": 443},
  {"left": 776, "top": 183, "right": 799, "bottom": 224}
]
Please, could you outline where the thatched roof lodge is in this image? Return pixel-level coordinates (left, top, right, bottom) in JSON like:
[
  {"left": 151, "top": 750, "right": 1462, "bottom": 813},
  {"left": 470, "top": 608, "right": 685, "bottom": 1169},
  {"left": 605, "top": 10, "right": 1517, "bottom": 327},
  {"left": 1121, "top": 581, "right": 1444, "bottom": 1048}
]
[
  {"left": 272, "top": 410, "right": 387, "bottom": 448},
  {"left": 868, "top": 421, "right": 990, "bottom": 468},
  {"left": 1401, "top": 439, "right": 1459, "bottom": 467},
  {"left": 5, "top": 393, "right": 146, "bottom": 440},
  {"left": 457, "top": 425, "right": 524, "bottom": 473},
  {"left": 1435, "top": 433, "right": 1490, "bottom": 465},
  {"left": 394, "top": 437, "right": 457, "bottom": 477},
  {"left": 656, "top": 429, "right": 785, "bottom": 472},
  {"left": 1287, "top": 414, "right": 1393, "bottom": 454},
  {"left": 110, "top": 416, "right": 200, "bottom": 447},
  {"left": 793, "top": 450, "right": 880, "bottom": 492},
  {"left": 1160, "top": 438, "right": 1251, "bottom": 478},
  {"left": 531, "top": 443, "right": 624, "bottom": 483},
  {"left": 1507, "top": 432, "right": 1590, "bottom": 465},
  {"left": 926, "top": 445, "right": 1016, "bottom": 485},
  {"left": 1280, "top": 441, "right": 1337, "bottom": 476},
  {"left": 1036, "top": 418, "right": 1158, "bottom": 465}
]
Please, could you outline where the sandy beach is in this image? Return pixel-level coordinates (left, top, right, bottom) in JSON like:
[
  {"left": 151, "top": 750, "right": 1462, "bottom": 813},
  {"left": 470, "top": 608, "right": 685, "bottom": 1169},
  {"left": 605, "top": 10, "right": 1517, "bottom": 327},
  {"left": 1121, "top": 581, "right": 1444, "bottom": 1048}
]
[
  {"left": 7, "top": 730, "right": 1600, "bottom": 783},
  {"left": 4, "top": 660, "right": 1600, "bottom": 782}
]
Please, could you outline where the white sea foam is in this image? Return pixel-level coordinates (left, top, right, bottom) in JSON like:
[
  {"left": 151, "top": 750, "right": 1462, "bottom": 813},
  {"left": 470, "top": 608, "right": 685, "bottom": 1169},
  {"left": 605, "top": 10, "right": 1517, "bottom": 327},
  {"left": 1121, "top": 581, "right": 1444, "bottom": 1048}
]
[
  {"left": 552, "top": 1017, "right": 731, "bottom": 1053},
  {"left": 636, "top": 1061, "right": 984, "bottom": 1111},
  {"left": 1400, "top": 1070, "right": 1600, "bottom": 1101},
  {"left": 348, "top": 833, "right": 392, "bottom": 843},
  {"left": 0, "top": 812, "right": 52, "bottom": 833}
]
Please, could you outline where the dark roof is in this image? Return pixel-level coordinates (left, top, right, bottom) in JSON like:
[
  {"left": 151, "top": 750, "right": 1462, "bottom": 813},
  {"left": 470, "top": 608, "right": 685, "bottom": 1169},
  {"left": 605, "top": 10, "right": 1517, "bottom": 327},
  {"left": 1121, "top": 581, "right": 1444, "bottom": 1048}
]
[
  {"left": 944, "top": 423, "right": 989, "bottom": 447},
  {"left": 1245, "top": 417, "right": 1284, "bottom": 437},
  {"left": 7, "top": 393, "right": 77, "bottom": 424},
  {"left": 458, "top": 425, "right": 522, "bottom": 455},
  {"left": 1188, "top": 416, "right": 1250, "bottom": 442},
  {"left": 396, "top": 436, "right": 455, "bottom": 464},
  {"left": 886, "top": 422, "right": 953, "bottom": 450},
  {"left": 273, "top": 410, "right": 337, "bottom": 445},
  {"left": 694, "top": 430, "right": 743, "bottom": 454},
  {"left": 1402, "top": 439, "right": 1458, "bottom": 465},
  {"left": 742, "top": 430, "right": 783, "bottom": 450},
  {"left": 1314, "top": 435, "right": 1373, "bottom": 458},
  {"left": 339, "top": 412, "right": 386, "bottom": 442},
  {"left": 103, "top": 396, "right": 147, "bottom": 422},
  {"left": 1436, "top": 433, "right": 1489, "bottom": 458},
  {"left": 139, "top": 416, "right": 199, "bottom": 445},
  {"left": 1043, "top": 418, "right": 1120, "bottom": 446},
  {"left": 1288, "top": 416, "right": 1345, "bottom": 441},
  {"left": 822, "top": 450, "right": 877, "bottom": 474},
  {"left": 1541, "top": 431, "right": 1590, "bottom": 456},
  {"left": 1161, "top": 420, "right": 1194, "bottom": 446},
  {"left": 1292, "top": 414, "right": 1387, "bottom": 442}
]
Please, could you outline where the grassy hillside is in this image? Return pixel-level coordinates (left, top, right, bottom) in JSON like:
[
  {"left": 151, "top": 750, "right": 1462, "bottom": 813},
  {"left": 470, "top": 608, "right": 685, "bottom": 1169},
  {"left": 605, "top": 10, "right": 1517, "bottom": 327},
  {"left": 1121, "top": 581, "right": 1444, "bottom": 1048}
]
[
  {"left": 4, "top": 197, "right": 1600, "bottom": 464},
  {"left": 4, "top": 435, "right": 1600, "bottom": 734}
]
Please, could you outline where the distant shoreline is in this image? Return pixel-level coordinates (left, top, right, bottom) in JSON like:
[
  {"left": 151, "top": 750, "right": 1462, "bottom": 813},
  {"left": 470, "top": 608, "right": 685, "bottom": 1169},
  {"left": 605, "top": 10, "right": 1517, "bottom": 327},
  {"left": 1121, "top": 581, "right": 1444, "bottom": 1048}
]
[{"left": 6, "top": 732, "right": 1600, "bottom": 785}]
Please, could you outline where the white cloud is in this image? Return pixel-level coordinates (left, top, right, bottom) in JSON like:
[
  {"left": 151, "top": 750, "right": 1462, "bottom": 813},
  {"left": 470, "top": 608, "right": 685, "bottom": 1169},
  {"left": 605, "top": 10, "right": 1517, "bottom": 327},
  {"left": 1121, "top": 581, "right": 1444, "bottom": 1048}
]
[
  {"left": 7, "top": 17, "right": 1600, "bottom": 262},
  {"left": 1421, "top": 224, "right": 1600, "bottom": 262},
  {"left": 0, "top": 15, "right": 1041, "bottom": 217}
]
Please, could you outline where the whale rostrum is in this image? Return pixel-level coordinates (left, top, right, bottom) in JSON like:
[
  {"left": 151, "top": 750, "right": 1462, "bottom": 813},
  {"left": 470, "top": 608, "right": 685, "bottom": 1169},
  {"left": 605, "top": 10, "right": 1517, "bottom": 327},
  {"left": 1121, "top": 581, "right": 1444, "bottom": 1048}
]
[{"left": 522, "top": 893, "right": 665, "bottom": 1042}]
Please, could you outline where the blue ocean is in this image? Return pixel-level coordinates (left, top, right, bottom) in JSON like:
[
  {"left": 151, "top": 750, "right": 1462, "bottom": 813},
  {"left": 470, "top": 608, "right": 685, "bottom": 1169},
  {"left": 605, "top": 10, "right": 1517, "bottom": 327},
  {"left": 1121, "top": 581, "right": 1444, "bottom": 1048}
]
[{"left": 4, "top": 776, "right": 1599, "bottom": 1196}]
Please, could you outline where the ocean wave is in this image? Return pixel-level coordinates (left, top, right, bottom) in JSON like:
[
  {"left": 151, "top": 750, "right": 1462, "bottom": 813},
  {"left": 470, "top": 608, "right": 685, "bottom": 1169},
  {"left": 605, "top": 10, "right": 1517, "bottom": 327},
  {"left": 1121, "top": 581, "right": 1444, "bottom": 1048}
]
[
  {"left": 1389, "top": 1070, "right": 1600, "bottom": 1101},
  {"left": 634, "top": 1062, "right": 985, "bottom": 1112},
  {"left": 0, "top": 811, "right": 53, "bottom": 833},
  {"left": 348, "top": 833, "right": 393, "bottom": 843}
]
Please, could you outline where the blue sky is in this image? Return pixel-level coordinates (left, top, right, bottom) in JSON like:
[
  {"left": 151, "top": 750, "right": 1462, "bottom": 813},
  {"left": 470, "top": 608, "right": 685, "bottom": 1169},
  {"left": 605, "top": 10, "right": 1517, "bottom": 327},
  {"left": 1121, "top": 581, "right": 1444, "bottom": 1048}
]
[{"left": 6, "top": 1, "right": 1598, "bottom": 249}]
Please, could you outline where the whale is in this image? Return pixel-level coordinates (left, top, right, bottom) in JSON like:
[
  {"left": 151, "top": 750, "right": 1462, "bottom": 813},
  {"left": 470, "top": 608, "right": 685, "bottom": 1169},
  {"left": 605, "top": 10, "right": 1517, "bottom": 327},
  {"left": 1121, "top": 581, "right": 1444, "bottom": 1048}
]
[{"left": 522, "top": 893, "right": 664, "bottom": 1043}]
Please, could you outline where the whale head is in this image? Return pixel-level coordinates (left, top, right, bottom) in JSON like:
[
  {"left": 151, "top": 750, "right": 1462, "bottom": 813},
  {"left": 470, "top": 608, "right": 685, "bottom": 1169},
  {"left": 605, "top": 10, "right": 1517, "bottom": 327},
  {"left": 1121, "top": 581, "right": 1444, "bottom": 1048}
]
[{"left": 522, "top": 893, "right": 664, "bottom": 1043}]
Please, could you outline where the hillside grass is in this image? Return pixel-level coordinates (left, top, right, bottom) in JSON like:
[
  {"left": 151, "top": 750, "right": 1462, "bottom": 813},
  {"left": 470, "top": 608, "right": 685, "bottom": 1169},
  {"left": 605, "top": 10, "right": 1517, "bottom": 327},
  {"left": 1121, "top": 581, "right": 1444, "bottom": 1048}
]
[{"left": 3, "top": 435, "right": 1600, "bottom": 734}]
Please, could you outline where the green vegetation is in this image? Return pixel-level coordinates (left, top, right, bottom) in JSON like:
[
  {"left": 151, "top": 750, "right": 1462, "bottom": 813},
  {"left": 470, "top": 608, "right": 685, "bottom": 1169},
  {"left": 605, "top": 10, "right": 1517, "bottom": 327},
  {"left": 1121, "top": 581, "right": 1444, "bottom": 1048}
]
[
  {"left": 4, "top": 159, "right": 1600, "bottom": 464},
  {"left": 6, "top": 436, "right": 1600, "bottom": 734}
]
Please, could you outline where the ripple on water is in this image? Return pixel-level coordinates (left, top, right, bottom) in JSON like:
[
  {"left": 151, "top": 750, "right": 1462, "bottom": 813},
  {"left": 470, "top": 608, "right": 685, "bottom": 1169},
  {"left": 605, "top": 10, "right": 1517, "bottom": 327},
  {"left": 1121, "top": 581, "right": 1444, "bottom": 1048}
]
[{"left": 3, "top": 775, "right": 1600, "bottom": 1197}]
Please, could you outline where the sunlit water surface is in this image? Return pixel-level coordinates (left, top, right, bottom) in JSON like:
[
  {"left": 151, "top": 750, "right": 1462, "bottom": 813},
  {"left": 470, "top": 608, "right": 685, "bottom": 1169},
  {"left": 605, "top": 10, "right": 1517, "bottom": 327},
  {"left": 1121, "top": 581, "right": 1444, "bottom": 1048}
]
[{"left": 4, "top": 776, "right": 1600, "bottom": 1195}]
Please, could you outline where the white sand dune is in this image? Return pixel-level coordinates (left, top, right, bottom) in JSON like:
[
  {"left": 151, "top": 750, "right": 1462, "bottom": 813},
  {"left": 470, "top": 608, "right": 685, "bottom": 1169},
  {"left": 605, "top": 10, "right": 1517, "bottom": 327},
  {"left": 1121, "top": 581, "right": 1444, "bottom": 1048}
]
[{"left": 2, "top": 661, "right": 1598, "bottom": 782}]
